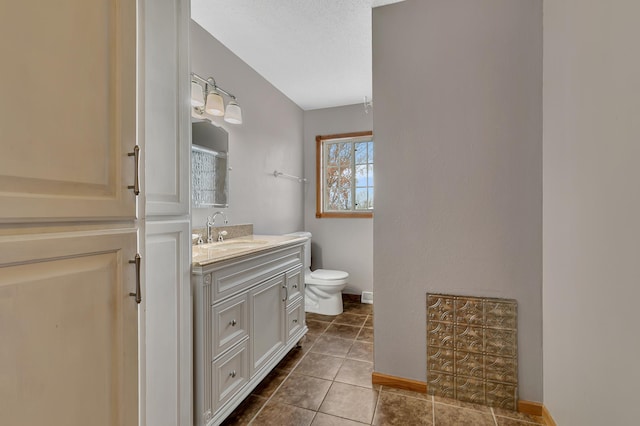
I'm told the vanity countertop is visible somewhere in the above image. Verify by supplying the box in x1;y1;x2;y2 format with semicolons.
192;234;306;267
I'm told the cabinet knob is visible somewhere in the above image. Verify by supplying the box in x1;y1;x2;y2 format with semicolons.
229;319;237;326
229;370;236;378
292;319;298;324
293;284;298;289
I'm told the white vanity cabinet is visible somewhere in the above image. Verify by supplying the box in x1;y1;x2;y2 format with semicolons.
192;240;308;426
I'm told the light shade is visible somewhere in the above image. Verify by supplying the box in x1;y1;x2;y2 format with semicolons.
205;91;225;116
191;81;205;107
224;101;243;124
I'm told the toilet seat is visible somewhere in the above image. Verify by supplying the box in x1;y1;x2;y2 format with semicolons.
310;269;349;280
306;269;349;287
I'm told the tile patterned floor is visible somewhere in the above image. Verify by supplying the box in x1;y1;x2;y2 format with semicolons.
221;301;544;426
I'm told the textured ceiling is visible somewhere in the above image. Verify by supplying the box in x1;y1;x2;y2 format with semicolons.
191;0;405;110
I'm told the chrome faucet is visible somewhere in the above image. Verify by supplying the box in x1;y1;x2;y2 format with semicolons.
206;211;228;243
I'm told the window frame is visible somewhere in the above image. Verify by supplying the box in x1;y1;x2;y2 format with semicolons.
315;131;374;219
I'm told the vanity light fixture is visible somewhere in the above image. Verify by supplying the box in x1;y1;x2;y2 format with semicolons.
191;73;243;125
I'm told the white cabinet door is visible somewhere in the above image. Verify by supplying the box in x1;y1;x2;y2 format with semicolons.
143;0;191;217
249;275;286;375
0;230;138;426
144;219;192;426
0;1;137;222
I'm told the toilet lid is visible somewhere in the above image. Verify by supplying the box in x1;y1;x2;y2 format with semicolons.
310;269;349;280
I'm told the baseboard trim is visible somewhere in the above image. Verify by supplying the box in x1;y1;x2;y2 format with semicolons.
518;400;543;416
371;372;427;393
542;405;557;426
371;372;557;425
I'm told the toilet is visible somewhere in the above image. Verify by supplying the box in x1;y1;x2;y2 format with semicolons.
287;232;349;316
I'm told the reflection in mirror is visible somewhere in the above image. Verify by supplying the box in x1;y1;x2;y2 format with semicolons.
192;121;229;208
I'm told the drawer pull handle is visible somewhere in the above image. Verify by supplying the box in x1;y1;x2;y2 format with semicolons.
127;145;140;195
292;319;298;324
229;370;236;378
229;319;237;326
128;253;142;304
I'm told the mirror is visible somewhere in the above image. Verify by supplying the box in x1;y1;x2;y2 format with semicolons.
192;121;229;208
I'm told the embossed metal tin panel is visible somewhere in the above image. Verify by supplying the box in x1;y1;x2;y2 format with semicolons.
426;293;518;409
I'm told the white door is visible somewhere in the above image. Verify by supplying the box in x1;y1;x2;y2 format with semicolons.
0;231;139;426
0;1;138;222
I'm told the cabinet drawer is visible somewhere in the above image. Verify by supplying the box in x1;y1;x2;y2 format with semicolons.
212;340;249;412
208;245;303;303
212;294;248;359
285;266;303;304
286;299;305;339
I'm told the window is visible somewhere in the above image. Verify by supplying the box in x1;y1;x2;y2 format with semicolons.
316;131;374;218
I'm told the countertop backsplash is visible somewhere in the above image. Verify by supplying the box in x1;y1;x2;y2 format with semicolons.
192;223;253;244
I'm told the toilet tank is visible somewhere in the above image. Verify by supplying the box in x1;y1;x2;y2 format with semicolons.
286;231;312;269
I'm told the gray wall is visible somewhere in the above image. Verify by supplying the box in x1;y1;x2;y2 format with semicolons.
191;21;304;234
303;104;374;295
372;0;543;401
543;0;640;423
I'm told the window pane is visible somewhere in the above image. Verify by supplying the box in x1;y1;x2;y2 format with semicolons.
327;176;351;208
355;142;368;164
327;187;343;210
355;164;367;186
338;143;352;166
328;187;352;210
326;167;339;186
340;167;352;181
368;164;374;186
355;188;368;210
368;188;374;209
368;142;374;163
327;143;339;166
341;190;352;210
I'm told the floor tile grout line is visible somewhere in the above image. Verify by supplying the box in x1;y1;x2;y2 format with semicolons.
353;311;368;345
378;387;431;403
432;399;494;415
310;331;358;359
432;395;435;425
371;382;383;425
